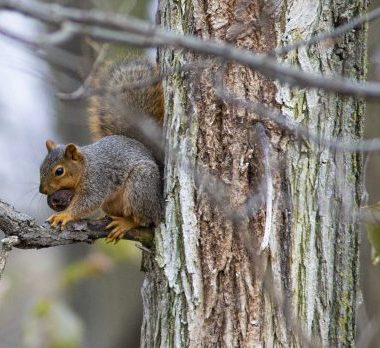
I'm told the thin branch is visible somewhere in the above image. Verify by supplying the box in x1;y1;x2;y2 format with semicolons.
0;24;83;79
58;57;211;101
4;6;378;153
57;43;109;100
357;205;380;225
1;0;380;99
217;88;380;153
273;6;380;56
213;58;380;154
252;123;273;252
0;200;154;249
262;268;322;348
37;21;77;46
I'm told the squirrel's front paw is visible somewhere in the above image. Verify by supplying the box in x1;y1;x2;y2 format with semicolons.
47;212;74;230
106;216;139;244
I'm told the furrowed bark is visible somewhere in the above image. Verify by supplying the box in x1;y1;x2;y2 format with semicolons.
274;2;367;346
141;0;367;347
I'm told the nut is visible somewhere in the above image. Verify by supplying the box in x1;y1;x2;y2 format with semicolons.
47;189;74;212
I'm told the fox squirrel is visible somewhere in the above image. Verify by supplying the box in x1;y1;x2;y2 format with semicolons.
39;59;164;243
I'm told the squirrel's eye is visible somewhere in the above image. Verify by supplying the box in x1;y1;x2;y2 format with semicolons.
55;167;64;176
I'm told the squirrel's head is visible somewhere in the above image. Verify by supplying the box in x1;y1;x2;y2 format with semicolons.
39;139;84;195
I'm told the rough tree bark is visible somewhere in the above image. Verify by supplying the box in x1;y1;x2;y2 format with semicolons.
141;0;367;347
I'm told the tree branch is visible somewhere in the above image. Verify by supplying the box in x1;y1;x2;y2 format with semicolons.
1;0;379;99
0;200;154;249
273;6;380;56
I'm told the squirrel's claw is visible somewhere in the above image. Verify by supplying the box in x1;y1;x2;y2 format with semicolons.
106;216;138;244
47;212;73;230
106;220;119;230
106;227;126;244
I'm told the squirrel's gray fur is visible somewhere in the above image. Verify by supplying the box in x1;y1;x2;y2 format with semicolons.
41;135;162;226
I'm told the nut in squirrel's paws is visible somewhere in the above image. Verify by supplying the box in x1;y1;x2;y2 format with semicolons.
47;212;74;230
47;189;74;212
106;216;139;244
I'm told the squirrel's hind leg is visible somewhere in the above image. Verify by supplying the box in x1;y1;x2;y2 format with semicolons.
105;216;140;244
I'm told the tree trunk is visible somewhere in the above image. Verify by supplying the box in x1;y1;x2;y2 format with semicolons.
141;0;367;347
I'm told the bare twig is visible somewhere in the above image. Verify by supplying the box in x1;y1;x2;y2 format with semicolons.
262;267;322;348
213;61;378;153
59;58;211;100
217;88;380;153
252;123;273;252
1;0;379;99
0;24;83;79
273;6;380;56
57;43;109;100
36;21;77;46
0;200;154;249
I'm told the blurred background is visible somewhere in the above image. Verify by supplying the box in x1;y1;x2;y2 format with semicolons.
2;0;380;347
360;0;380;346
0;0;155;347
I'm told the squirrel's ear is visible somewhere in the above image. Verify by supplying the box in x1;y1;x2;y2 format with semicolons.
46;139;57;152
64;144;81;161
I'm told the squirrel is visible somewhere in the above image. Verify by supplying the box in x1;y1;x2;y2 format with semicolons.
39;59;164;243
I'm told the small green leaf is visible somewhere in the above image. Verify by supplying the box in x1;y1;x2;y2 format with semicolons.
367;224;380;265
360;203;380;265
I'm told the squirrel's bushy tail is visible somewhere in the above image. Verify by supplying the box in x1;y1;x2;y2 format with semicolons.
88;59;164;163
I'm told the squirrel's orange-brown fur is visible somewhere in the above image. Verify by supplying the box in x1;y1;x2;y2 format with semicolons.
88;59;164;164
39;142;84;196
